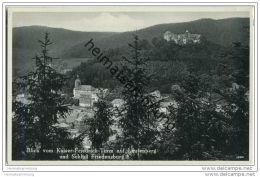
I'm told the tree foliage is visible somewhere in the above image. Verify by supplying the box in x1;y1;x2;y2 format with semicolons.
118;35;160;155
12;33;77;160
157;42;249;160
85;98;114;149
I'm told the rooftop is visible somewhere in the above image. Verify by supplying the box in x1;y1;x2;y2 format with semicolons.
75;85;96;91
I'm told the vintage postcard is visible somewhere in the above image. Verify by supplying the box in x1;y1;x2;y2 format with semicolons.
6;5;255;166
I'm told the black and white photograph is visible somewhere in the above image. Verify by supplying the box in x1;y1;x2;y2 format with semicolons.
7;5;253;164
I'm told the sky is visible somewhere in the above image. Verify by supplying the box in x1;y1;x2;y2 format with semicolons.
12;11;250;32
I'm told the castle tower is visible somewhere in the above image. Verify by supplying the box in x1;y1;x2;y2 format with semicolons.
75;75;81;89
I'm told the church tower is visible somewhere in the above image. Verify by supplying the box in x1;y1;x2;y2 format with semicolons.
185;30;190;38
73;75;81;99
75;75;81;89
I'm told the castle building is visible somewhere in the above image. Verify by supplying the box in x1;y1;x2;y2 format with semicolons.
73;75;108;108
163;30;201;45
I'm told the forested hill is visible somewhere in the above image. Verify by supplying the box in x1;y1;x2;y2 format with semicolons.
12;18;249;76
13;26;117;76
13;26;117;56
63;18;249;58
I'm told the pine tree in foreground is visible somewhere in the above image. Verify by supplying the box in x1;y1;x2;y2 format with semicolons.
13;32;77;160
84;91;114;149
118;35;160;159
164;74;231;160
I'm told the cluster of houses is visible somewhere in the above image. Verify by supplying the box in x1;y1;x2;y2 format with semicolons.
73;75;176;113
49;76;177;147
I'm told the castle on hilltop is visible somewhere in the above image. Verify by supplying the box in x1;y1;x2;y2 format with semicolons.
163;30;201;45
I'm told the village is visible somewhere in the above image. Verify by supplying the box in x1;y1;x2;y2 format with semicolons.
58;75;177;148
15;73;179;148
16;70;245;150
14;29;247;150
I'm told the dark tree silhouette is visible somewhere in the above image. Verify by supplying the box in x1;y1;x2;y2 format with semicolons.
85;95;114;149
118;35;160;159
12;33;77;160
